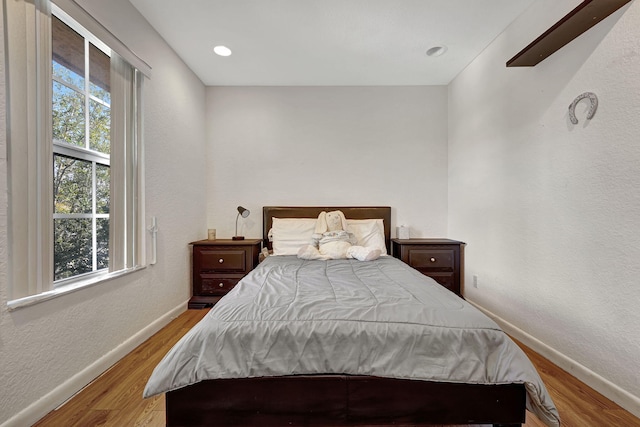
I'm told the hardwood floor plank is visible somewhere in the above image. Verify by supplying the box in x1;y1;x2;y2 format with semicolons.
134;409;166;427
33;308;640;427
68;409;115;427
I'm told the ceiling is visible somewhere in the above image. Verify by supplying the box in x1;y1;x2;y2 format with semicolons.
128;0;536;86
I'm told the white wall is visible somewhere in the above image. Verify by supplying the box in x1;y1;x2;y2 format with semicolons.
205;86;449;240
0;1;207;425
448;0;640;414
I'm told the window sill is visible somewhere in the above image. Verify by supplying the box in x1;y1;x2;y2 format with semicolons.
6;265;147;311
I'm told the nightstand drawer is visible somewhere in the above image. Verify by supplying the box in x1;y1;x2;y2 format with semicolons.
408;249;454;270
196;248;246;272
199;275;240;295
423;272;455;291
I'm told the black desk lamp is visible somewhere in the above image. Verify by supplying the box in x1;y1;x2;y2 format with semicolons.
233;206;250;240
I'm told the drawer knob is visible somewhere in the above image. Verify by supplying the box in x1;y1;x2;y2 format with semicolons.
219;258;224;263
430;257;436;262
219;283;224;288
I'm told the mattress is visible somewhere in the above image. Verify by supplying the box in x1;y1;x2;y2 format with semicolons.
144;255;559;427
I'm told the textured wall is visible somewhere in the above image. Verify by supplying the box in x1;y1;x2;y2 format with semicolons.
0;0;207;424
204;86;449;240
448;0;640;408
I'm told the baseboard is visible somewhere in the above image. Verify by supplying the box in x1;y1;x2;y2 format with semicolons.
467;299;640;419
0;301;188;427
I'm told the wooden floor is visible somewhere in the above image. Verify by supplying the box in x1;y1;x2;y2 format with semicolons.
34;308;640;427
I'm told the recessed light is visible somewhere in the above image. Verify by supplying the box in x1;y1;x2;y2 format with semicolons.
426;46;448;57
213;45;232;57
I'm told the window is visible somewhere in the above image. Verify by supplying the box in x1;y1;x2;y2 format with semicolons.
5;0;150;308
52;15;112;282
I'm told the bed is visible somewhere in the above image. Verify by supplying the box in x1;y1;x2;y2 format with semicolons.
145;206;559;427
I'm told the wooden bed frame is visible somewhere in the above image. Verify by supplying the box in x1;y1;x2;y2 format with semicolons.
166;206;526;427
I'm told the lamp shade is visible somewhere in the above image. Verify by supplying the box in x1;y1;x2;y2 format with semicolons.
237;206;250;218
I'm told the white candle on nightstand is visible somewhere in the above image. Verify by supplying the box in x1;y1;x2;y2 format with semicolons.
397;226;410;239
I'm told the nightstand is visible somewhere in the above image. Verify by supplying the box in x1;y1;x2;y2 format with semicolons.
189;239;262;309
391;238;465;296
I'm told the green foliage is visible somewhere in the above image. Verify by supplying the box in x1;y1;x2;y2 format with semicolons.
54;218;93;280
54;155;92;214
53;81;85;147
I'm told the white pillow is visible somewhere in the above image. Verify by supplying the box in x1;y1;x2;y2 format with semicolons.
347;219;387;255
271;218;317;256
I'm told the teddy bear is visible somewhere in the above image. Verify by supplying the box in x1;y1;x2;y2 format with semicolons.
297;210;381;261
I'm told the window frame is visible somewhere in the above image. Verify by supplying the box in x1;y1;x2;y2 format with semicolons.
52;11;113;284
5;0;148;309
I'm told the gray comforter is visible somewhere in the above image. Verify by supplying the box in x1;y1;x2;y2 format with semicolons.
144;256;560;426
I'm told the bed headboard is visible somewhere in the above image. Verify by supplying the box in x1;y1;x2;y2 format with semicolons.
263;206;391;251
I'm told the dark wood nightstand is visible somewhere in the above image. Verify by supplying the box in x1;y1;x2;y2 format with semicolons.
189;239;262;309
391;238;465;297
